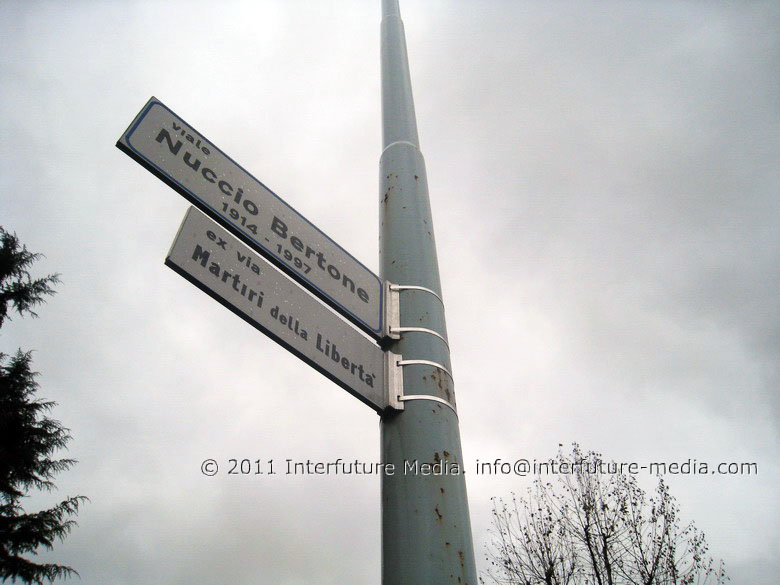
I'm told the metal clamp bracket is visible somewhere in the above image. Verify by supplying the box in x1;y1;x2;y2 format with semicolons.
389;326;449;348
396;358;453;381
399;394;458;417
384;282;448;342
385;353;457;415
384;281;401;340
388;283;443;305
383;283;455;414
385;351;405;410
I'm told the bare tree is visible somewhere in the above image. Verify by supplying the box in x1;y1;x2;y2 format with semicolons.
483;444;727;585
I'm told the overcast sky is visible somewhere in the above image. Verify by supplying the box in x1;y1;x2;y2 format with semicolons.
1;1;778;584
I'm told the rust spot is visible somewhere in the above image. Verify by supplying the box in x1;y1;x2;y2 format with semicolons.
440;487;445;494
434;452;441;464
443;450;450;459
459;550;465;567
434;505;442;520
445;541;450;546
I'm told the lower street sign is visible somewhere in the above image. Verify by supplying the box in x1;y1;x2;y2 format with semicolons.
166;207;389;412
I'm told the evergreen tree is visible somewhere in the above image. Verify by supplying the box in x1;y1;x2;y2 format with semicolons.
0;227;86;583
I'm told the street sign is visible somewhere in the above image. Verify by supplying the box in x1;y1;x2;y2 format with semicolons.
166;207;389;412
118;97;384;338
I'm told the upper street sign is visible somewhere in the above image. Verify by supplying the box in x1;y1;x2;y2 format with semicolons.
166;207;390;412
117;97;384;338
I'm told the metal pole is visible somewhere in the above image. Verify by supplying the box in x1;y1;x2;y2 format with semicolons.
379;1;477;584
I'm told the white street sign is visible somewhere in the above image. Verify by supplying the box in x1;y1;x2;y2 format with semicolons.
166;207;389;412
118;97;384;338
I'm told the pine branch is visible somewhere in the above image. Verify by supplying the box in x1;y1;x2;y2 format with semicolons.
0;227;60;327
